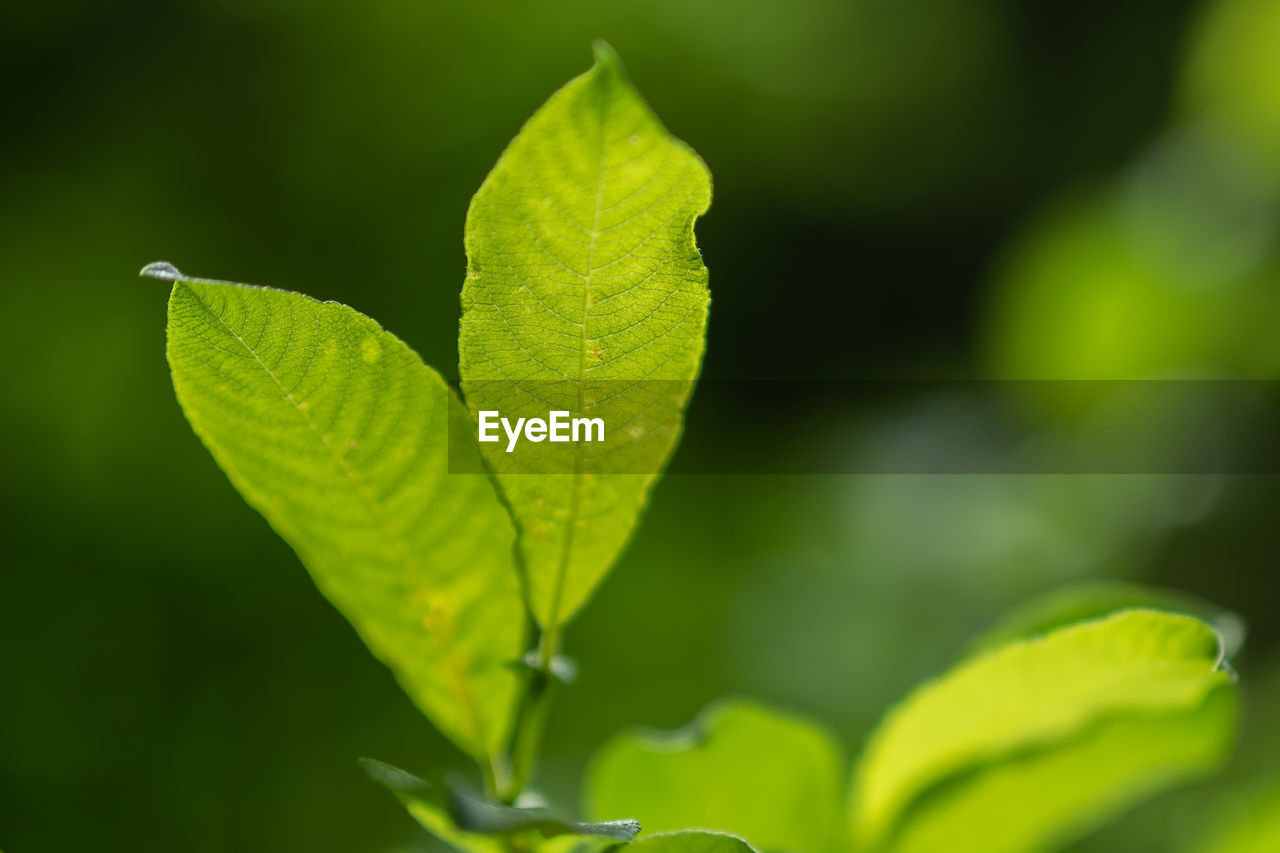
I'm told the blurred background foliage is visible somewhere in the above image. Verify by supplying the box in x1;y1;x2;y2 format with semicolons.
1;0;1278;850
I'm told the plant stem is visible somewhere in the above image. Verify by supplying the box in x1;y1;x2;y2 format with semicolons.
480;751;502;801
537;620;562;667
500;630;561;803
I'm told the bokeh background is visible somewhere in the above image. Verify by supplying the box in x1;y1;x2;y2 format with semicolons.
2;0;1278;850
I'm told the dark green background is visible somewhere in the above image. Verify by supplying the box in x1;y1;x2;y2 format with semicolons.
2;1;1278;850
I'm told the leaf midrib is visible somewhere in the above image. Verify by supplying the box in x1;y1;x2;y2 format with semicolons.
542;83;611;643
183;283;493;757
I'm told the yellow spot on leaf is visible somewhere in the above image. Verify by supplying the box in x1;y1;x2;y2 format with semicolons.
361;336;382;364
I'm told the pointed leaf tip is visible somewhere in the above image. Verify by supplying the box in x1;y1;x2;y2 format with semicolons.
591;40;624;75
140;260;183;281
359;757;429;792
460;35;711;630
166;279;524;760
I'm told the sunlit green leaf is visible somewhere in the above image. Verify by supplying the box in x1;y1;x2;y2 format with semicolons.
883;684;1235;853
630;832;758;853
458;42;712;634
162;267;524;766
586;699;842;853
851;609;1238;852
967;581;1245;660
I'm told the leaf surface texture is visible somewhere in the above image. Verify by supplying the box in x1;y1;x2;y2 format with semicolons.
167;275;523;764
459;43;712;631
852;609;1238;852
587;699;842;853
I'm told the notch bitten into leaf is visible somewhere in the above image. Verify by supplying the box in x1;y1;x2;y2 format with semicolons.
459;42;713;635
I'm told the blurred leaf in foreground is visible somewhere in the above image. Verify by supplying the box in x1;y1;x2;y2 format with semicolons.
967;581;1246;660
985;186;1279;385
586;699;842;853
851;609;1239;853
160;264;523;775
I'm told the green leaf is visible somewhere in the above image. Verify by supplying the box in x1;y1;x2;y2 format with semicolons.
967;582;1246;660
851;609;1238;853
458;42;712;633
161;267;524;768
630;832;759;853
881;685;1236;853
1193;781;1280;853
362;758;639;852
585;699;843;853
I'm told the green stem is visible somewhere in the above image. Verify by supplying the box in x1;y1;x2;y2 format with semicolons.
500;632;561;803
538;620;562;668
480;750;503;801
